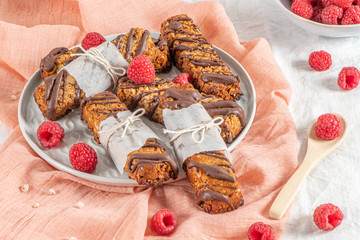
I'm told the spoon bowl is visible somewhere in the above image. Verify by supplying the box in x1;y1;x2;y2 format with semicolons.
269;114;347;220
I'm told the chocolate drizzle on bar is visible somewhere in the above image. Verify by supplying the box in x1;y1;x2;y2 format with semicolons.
185;151;244;212
164;87;203;109
81;91;127;119
44;70;68;120
40;47;69;73
161;14;242;100
128;139;178;179
117;79;174;118
122;28;151;61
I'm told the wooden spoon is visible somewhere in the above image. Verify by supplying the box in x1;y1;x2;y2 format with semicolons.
269;114;347;220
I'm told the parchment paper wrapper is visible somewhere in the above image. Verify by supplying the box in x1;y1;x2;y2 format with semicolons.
163;103;231;165
64;41;128;96
99;111;158;174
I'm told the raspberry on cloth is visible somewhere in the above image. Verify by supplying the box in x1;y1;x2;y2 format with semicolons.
0;0;297;239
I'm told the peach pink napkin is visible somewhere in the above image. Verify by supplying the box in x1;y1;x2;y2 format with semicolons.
0;0;298;239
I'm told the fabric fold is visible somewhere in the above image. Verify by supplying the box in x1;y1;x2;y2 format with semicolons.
0;0;297;239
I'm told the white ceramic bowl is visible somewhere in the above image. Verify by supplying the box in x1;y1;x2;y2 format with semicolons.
274;0;360;38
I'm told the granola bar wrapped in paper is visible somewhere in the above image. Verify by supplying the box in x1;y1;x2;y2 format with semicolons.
163;103;244;213
81;91;178;187
34;41;128;120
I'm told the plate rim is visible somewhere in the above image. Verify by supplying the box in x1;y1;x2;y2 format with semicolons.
18;32;256;186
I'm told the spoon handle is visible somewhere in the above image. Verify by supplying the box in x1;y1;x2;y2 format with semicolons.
269;160;314;220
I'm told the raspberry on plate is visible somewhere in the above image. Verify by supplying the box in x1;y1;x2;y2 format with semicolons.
321;5;344;24
127;55;155;84
81;32;106;50
248;222;275;240
341;5;360;25
337;66;360;90
314;114;342;140
151;209;176;235
291;0;314;19
308;50;332;71
37;121;64;148
313;203;344;231
172;73;193;85
69;143;98;173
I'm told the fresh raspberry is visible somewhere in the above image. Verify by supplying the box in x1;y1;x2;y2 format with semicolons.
322;0;333;7
127;55;155;84
291;0;314;19
313;203;344;231
81;32;106;50
321;5;344;24
308;50;332;71
355;0;360;5
314;114;342;140
312;6;324;22
341;5;360;24
330;0;353;9
69;143;98;173
247;222;275;240
172;73;193;85
337;66;360;90
37;121;64;148
151;209;176;235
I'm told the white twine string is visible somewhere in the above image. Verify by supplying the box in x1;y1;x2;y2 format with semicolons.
98;108;146;150
163;116;224;144
71;45;126;88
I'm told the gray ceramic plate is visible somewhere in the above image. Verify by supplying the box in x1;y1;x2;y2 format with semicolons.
18;33;256;186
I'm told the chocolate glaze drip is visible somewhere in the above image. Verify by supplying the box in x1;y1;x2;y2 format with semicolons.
80;92;123;120
130;89;166;116
201;73;237;85
164;88;203;109
40;47;68;72
114;34;125;49
128;150;178;179
187;151;242;210
44;70;67;120
135;30;150;57
125;28;135;61
202;100;245;126
62;59;72;66
156;39;168;48
191;59;224;67
187;161;235;182
168;21;183;31
196;190;234;212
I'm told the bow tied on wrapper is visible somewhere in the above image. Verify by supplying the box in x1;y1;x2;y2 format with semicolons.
164;116;224;144
71;46;127;89
98;108;146;150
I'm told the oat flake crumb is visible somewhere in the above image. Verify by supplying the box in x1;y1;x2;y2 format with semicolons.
69;237;78;240
75;201;84;209
32;203;40;208
20;184;29;192
49;189;56;195
10;95;17;100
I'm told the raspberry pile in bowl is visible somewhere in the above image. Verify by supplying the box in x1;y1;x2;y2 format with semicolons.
291;0;360;25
